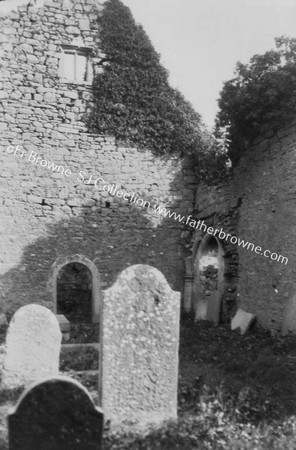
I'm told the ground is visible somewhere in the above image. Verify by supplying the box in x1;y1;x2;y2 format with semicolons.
2;317;296;448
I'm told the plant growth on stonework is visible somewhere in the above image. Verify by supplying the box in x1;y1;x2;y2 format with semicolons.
216;36;296;164
87;0;225;181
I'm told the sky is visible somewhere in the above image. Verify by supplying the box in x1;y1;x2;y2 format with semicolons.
122;0;296;128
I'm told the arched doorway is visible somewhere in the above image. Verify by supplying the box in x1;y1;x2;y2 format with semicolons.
47;255;101;323
57;262;92;323
193;235;224;324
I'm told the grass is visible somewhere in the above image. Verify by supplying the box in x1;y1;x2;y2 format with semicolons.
2;316;296;448
102;317;296;449
67;322;99;344
60;345;99;371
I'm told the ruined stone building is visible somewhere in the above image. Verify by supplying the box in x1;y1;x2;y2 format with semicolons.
0;0;295;334
0;0;196;321
184;121;296;334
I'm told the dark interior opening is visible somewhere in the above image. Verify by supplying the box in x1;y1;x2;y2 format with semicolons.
57;262;92;323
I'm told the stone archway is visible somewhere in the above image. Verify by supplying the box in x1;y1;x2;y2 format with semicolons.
47;255;101;323
191;234;224;324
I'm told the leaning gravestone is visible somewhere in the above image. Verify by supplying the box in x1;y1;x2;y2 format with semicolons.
100;264;180;426
2;304;62;389
231;308;256;334
8;375;104;450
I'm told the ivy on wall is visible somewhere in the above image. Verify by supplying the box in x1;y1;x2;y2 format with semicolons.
216;36;296;164
87;0;207;159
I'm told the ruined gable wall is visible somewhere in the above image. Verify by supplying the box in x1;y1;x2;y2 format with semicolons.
0;0;196;316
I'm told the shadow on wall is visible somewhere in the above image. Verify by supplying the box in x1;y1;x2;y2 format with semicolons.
0;159;195;319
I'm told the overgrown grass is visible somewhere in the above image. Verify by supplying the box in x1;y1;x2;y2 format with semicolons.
102;389;296;449
60;345;99;371
1;318;296;448
68;322;99;344
102;317;296;448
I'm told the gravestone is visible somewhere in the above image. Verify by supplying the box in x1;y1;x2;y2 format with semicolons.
9;375;103;450
2;304;62;389
0;312;8;327
100;264;180;426
205;291;221;326
231;308;256;334
57;314;70;342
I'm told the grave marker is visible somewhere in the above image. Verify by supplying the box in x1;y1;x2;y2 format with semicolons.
8;376;103;450
231;308;255;334
206;291;221;325
100;264;180;426
2;304;62;389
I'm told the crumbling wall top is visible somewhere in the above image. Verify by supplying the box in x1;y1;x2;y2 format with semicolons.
0;0;45;16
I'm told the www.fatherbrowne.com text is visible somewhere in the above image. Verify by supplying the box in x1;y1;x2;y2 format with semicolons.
7;145;289;265
77;174;289;266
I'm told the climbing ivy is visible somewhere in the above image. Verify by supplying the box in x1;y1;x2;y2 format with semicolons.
216;36;296;164
87;0;207;159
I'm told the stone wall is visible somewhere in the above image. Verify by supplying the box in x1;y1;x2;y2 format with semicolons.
0;0;196;317
232;124;296;331
190;122;296;331
182;180;239;322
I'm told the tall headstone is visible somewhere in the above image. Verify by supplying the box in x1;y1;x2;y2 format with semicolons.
2;304;62;389
8;376;104;450
100;264;180;426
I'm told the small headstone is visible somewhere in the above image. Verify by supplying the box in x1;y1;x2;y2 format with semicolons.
194;294;207;321
8;375;103;450
0;313;8;327
57;314;70;342
100;264;180;427
2;304;62;389
282;294;296;335
206;291;221;325
231;308;255;334
0;344;5;372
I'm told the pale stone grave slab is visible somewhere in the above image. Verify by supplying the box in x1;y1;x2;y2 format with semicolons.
282;294;296;335
231;308;256;334
0;313;8;327
206;291;221;326
100;264;180;426
57;314;70;342
2;304;62;389
8;375;104;450
194;292;207;321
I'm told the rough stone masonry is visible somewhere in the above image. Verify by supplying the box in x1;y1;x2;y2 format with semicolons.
0;0;197;317
186;120;296;332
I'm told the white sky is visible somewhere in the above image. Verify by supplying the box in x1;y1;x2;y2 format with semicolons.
122;0;296;128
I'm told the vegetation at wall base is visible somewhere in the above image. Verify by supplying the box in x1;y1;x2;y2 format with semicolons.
87;0;227;183
1;320;296;448
216;36;296;165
